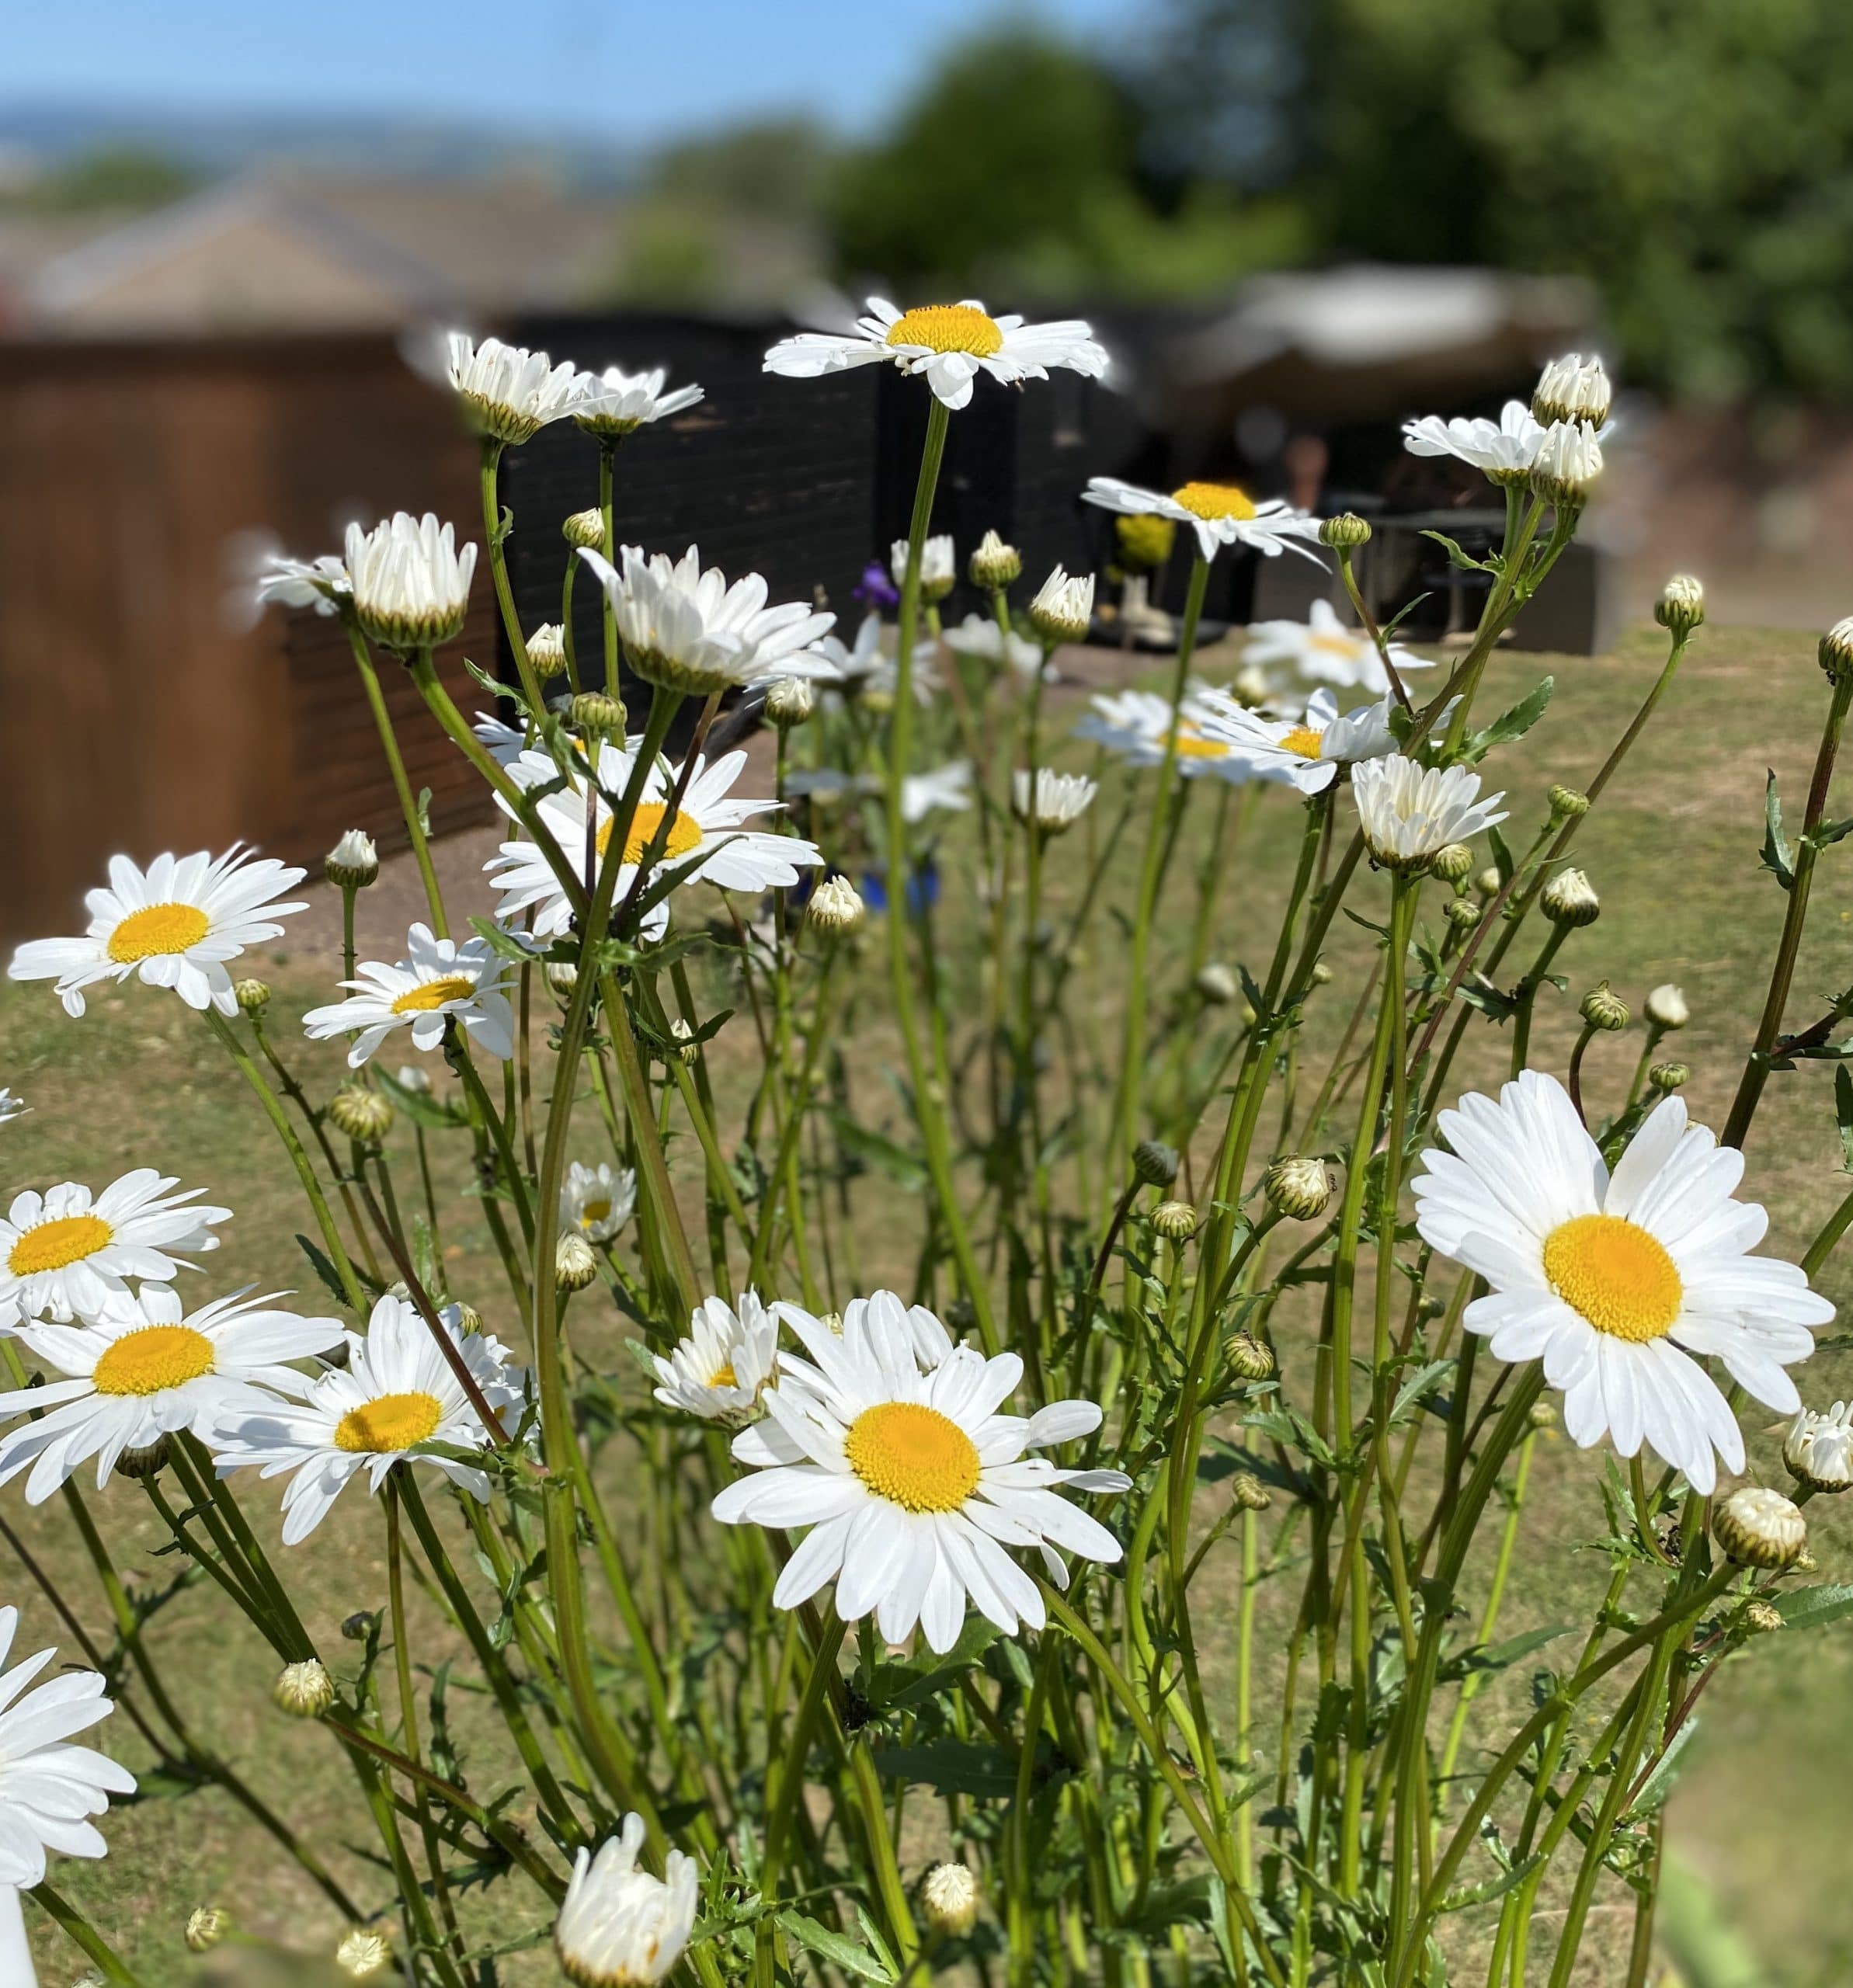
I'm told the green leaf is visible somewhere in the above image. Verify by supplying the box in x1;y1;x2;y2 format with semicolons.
828;1112;929;1192
1440;1624;1573;1684
415;786;433;837
1420;528;1495;574
294;1233;369;1311
1761;770;1796;888
1836;1068;1853;1173
1774;1582;1853;1631
775;1913;895;1983
468;916;552;967
1813;814;1853;852
869;1740;1034;1799
867;1618;998;1714
1464;677;1553;763
1626;1719;1697;1819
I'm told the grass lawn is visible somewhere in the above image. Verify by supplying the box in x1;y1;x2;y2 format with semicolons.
4;618;1853;1984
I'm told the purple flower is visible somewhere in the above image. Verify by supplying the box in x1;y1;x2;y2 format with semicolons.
853;561;899;612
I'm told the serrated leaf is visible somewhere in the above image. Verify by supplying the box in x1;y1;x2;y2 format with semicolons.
776;1912;895;1982
295;1233;367;1310
1420;528;1495;574
1464;677;1553;763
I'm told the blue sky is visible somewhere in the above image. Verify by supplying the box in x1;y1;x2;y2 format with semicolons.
0;0;1128;148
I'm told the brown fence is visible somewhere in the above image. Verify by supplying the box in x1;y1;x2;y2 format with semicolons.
0;333;499;941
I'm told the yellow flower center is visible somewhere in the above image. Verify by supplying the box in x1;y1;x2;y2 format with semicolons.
843;1401;981;1514
708;1362;738;1390
1280;725;1326;760
1308;631;1361;656
1170;481;1257;523
92;1325;217;1396
390;975;478;1015
596;801;703;867
106;902;211;963
1170;723;1231;760
1542;1214;1683;1343
579;1199;611;1228
885;304;1004;357
335;1390;444;1454
9;1214;113;1276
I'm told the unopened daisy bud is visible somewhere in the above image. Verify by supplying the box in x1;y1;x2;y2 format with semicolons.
1151;1201;1198;1242
1527;1399;1558;1430
1532;353;1612;429
922;1861;981;1938
1784;1401;1853;1493
335;1928;392;1979
527;622;568;679
1529;420;1604;506
113;1437;170;1481
454;1302;484;1336
807;875;865;936
1648;1061;1690;1093
1542;867;1601;928
234;977;272;1017
669;1018;699;1065
1475;866;1503;900
1196;961;1239;1006
1226;1333;1274;1382
340;1611;377;1642
555;1815;698;1988
763;675;815;730
395;1062;434;1096
556;1232;600;1293
1794;1545;1819;1573
1743;1599;1784;1635
1713;1484;1806;1569
325;829;379;890
572;689;627;736
1430;843;1475;885
1264;1156;1333;1222
1012;767;1097;834
1232;1470;1272;1511
1579;983;1629;1032
564;507;607;551
1656;575;1705;638
1319;512;1371;550
1643;983;1688;1032
1132;1139;1180;1188
185;1906;230;1953
273;1659;335;1719
1309;960;1333;986
1027;565;1096;645
1547;784;1591;820
968;530;1021;590
1232;664;1274;707
1820;617;1853;684
1444;896;1479;932
545;962;579;1001
894;534;956;604
329;1083;393;1143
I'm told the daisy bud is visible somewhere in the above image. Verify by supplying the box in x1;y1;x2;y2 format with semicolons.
763;675;815;730
556;1232;600;1293
1232;664;1274;707
1527;1399;1558;1430
335;1928;393;1979
1474;866;1503;900
113;1437;171;1482
1430;843;1475;885
395;1062;434;1095
894;534;957;604
1638;982;1688;1031
1114;511;1177;572
968;530;1021;590
1012;768;1098;835
669;1018;699;1065
527;622;568;679
1541;867;1601;928
1547;784;1591;820
545;962;579;1001
555;1815;699;1988
1264;1156;1333;1222
1784;1401;1853;1494
1578;983;1629;1032
329;1083;393;1143
1656;575;1705;638
922;1861;982;1938
1226;1333;1275;1382
1195;961;1239;1006
1319;512;1371;550
808;876;865;935
234;977;272;1017
1712;1484;1806;1569
1151;1200;1198;1242
1742;1598;1784;1635
1027;565;1096;646
1532;353;1612;428
346;513;476;652
1309;960;1333;986
1820;616;1853;684
1528;421;1604;506
564;507;607;550
1649;1061;1690;1093
185;1906;230;1953
1232;1470;1272;1511
1794;1545;1819;1573
273;1659;335;1719
325;829;380;891
1444;896;1479;932
1133;1139;1180;1188
341;1611;377;1641
572;689;627;737
454;1302;484;1336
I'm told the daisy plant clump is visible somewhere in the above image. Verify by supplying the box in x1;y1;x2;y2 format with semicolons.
8;318;1851;1988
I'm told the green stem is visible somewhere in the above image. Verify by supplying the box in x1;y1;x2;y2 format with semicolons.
344;622;447;934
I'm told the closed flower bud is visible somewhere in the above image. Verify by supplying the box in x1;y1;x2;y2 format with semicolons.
1526;1399;1558;1430
1151;1200;1198;1242
395;1062;434;1095
1232;664;1273;707
1226;1333;1275;1382
1430;843;1475;885
1319;512;1371;550
1474;866;1503;901
1579;982;1628;1032
1645;983;1689;1030
564;508;607;551
454;1302;484;1336
1232;1470;1272;1510
763;675;815;730
1648;1061;1690;1094
1027;565;1095;645
1541;867;1601;928
1309;960;1333;986
1656;575;1705;638
1712;1484;1806;1569
325;829;379;890
1547;784;1591;819
545;962;579;1002
527;622;568;679
968;530;1022;590
1132;1139;1179;1188
335;1929;393;1979
1784;1401;1853;1493
329;1083;393;1143
234;978;272;1017
556;1232;600;1293
1529;420;1604;505
341;1611;377;1642
572;689;627;737
669;1018;699;1065
922;1861;981;1938
1444;896;1480;932
185;1906;230;1953
273;1659;335;1718
808;875;865;935
1264;1156;1333;1221
1532;353;1612;429
1196;961;1239;1006
113;1437;170;1481
1742;1598;1784;1635
1820;616;1853;684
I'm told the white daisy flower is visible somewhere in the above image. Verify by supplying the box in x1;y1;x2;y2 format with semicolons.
570;363;704;440
1785;1400;1853;1493
254;550;349;618
652;1291;780;1423
711;1292;1131;1651
441;332;579;445
1351;754;1507;869
554;1812;698;1988
9;847;307;1020
1533;352;1612;428
892;534;956;601
1083;478;1324;564
1401;400;1543;485
1413;1073;1834;1494
208;1295;527;1544
0;1285;343;1500
941;612;1044;679
1012;769;1098;832
561;1162;637;1246
1075;689;1258;783
346;513;478;652
302;923;516;1069
487;742;822;944
0;1171;231;1327
901;762;974;825
0;1604;135;1889
578;544;836;697
765;298;1108;412
1531;419;1604;502
1241;597;1429;694
0;1092;24;1128
1027;566;1095;645
1187;685;1399;796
